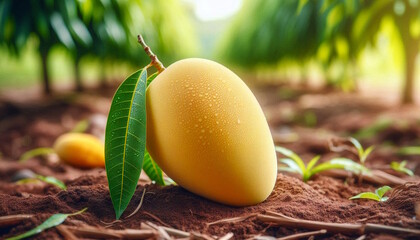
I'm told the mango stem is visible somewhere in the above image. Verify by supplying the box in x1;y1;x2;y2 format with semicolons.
137;35;166;73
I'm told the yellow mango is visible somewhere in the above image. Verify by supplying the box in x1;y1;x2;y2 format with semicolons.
54;133;105;168
146;58;277;206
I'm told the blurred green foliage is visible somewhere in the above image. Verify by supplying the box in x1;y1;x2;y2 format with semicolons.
220;0;420;103
219;1;320;66
0;0;198;94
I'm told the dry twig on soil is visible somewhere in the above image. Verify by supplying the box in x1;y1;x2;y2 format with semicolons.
0;214;33;227
100;219;122;227
142;221;190;238
218;232;234;240
124;187;147;219
64;225;121;239
141;210;172;228
190;231;217;240
64;225;156;239
277;229;327;240
322;169;407;186
355;235;366;240
206;213;257;226
56;226;78;240
258;211;420;236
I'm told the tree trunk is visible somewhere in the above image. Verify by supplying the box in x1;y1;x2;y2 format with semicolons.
395;10;419;104
40;50;51;95
100;61;108;88
402;46;417;104
74;58;83;92
350;58;359;92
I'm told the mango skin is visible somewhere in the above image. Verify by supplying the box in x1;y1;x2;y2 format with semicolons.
146;58;277;206
54;133;105;168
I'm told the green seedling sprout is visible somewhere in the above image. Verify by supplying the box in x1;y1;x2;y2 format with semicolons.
390;160;414;176
275;146;369;182
19;148;55;162
16;174;67;190
349;137;374;166
70;119;90;133
349;186;391;202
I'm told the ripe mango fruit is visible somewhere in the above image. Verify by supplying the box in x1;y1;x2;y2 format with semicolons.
146;58;277;206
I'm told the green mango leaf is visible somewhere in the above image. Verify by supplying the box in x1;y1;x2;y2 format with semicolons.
146;72;158;87
349;192;381;201
143;150;165;186
6;208;87;240
69;18;92;46
50;12;75;49
105;68;148;219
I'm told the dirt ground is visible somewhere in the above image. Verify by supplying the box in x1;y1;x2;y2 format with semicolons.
0;84;419;239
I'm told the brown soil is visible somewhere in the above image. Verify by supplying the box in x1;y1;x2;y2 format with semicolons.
0;85;419;239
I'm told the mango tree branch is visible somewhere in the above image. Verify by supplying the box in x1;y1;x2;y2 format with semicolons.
137;35;166;73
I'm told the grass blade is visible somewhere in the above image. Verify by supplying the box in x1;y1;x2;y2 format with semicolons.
143;150;165;186
275;146;306;174
16;175;67;190
306;155;320;172
6;208;87;240
361;145;375;163
36;175;67;190
279;158;303;175
349;137;363;159
105;68;148;219
275;146;294;158
278;167;301;173
19;148;55;162
329;158;370;174
305;162;346;181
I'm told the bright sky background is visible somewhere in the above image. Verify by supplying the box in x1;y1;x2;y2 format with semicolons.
186;0;243;21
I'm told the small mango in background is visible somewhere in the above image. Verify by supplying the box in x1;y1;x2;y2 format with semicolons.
53;133;105;168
